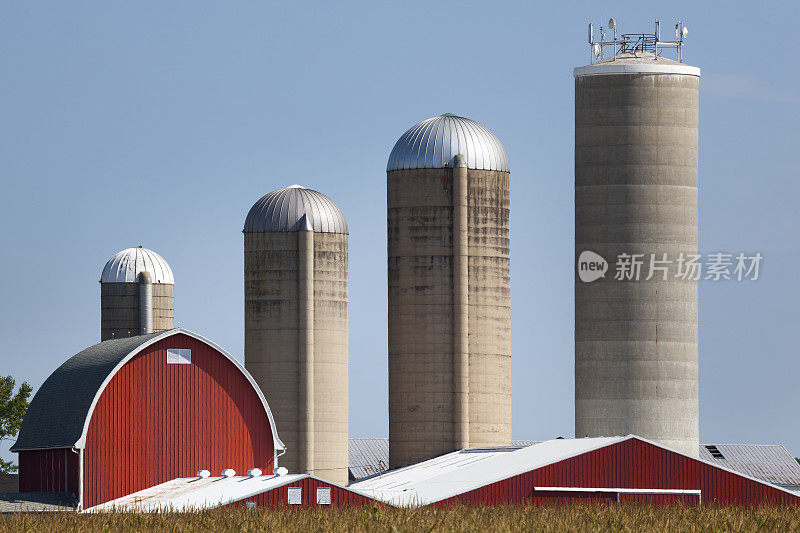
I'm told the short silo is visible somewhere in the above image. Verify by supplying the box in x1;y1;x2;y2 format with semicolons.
574;50;700;456
387;114;511;468
244;185;349;484
100;246;174;341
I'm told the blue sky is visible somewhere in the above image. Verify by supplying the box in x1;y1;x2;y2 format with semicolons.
2;1;799;465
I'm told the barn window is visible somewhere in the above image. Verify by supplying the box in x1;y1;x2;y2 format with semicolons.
287;487;302;504
167;349;191;364
316;487;331;505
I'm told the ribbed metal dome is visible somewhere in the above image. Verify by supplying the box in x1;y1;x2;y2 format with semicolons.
101;247;174;284
243;185;348;234
387;114;510;172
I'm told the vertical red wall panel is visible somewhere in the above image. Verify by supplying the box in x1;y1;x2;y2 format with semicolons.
230;477;376;508
436;439;799;507
18;448;79;496
82;334;276;508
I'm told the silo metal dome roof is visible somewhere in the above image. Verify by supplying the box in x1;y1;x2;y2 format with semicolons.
243;185;348;234
387;114;510;172
101;246;174;284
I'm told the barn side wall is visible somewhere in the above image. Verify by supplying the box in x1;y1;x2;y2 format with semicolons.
18;448;79;497
230;477;375;508
83;333;276;508
437;439;799;506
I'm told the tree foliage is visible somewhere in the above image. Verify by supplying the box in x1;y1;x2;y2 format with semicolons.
0;375;33;473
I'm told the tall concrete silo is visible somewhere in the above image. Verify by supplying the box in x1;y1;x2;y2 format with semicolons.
100;246;174;341
574;48;700;456
244;185;349;484
387;114;511;468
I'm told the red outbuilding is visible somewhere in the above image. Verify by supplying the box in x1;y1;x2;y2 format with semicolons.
90;472;378;512
352;436;800;507
11;329;284;510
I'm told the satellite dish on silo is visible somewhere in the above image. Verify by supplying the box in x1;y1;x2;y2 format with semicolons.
682;26;689;38
588;23;594;44
608;18;616;30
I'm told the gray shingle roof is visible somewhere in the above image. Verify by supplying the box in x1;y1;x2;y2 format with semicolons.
699;444;800;487
11;333;162;451
0;492;76;513
0;475;18;493
12;329;285;453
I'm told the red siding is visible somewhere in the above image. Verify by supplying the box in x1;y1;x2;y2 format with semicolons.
83;334;275;508
18;448;79;496
438;439;800;507
232;477;376;508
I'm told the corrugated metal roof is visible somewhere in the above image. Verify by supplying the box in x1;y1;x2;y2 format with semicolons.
698;444;800;487
243;185;348;234
100;246;174;284
387;114;510;172
88;474;308;512
0;492;76;513
348;438;800;489
12;329;284;453
349;438;390;480
348;438;541;482
350;437;623;507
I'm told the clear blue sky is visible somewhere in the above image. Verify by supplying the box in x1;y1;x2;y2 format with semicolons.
2;1;799;466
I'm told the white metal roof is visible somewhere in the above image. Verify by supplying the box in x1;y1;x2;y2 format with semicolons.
87;474;308;512
100;246;174;284
387;114;510;172
348;438;541;481
350;437;623;507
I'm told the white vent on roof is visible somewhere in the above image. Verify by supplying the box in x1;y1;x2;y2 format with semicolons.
221;468;236;478
274;467;288;476
247;468;262;477
196;469;210;478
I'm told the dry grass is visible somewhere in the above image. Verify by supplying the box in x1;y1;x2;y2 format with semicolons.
2;504;800;532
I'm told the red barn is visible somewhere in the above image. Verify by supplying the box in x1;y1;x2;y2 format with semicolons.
11;329;283;510
352;436;800;507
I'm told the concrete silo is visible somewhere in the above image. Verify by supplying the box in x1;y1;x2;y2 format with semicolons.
100;246;174;341
244;185;349;484
574;47;700;456
387;114;511;468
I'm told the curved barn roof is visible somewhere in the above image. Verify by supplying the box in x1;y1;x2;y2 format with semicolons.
243;185;348;234
101;247;174;284
11;329;284;452
387;114;509;172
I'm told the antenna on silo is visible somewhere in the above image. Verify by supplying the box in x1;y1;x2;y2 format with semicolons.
586;18;690;63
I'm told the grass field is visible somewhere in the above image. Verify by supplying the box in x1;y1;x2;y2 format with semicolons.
2;504;800;532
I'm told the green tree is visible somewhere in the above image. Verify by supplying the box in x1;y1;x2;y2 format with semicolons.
0;376;33;473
